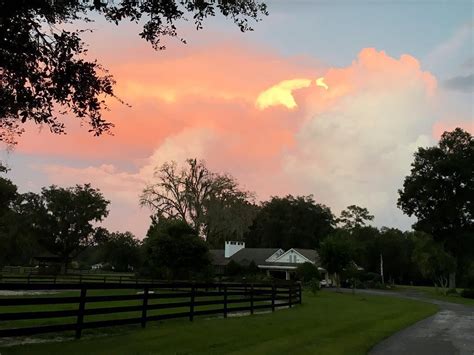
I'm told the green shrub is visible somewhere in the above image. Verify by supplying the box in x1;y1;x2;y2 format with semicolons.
296;262;321;284
247;261;259;275
446;288;458;295
308;278;320;295
225;260;243;277
461;289;474;299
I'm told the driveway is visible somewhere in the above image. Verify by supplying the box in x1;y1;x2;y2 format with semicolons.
331;288;474;355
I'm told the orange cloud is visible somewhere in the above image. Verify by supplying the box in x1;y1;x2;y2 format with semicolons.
16;44;454;237
15;42;319;162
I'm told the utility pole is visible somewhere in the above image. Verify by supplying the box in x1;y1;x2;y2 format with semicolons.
380;253;384;284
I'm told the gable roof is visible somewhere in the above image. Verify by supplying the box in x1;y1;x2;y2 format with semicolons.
210;247;321;268
293;248;320;263
265;248;285;262
229;248;281;266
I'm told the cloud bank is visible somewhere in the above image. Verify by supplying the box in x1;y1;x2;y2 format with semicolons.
14;43;472;237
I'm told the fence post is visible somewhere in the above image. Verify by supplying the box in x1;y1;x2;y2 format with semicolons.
189;283;196;322
75;286;87;339
298;283;302;304
119;276;122;284
271;283;276;312
104;276;107;284
250;284;254;315
223;285;228;318
141;286;149;328
288;284;292;308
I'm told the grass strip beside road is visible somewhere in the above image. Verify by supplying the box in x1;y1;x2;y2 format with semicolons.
394;285;474;306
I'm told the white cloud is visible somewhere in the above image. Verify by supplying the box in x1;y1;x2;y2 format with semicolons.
282;57;438;229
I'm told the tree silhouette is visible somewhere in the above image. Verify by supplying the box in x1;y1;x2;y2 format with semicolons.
398;128;474;286
0;0;268;144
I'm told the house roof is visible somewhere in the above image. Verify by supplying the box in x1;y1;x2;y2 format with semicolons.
293;248;320;263
210;247;321;268
209;249;228;266
230;248;281;266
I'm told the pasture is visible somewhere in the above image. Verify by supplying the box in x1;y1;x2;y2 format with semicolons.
0;289;437;355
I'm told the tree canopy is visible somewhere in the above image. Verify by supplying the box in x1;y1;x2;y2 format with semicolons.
0;0;268;145
98;231;141;272
143;218;210;279
337;205;374;230
245;195;335;249
412;232;456;294
141;159;256;242
319;231;354;288
398;128;474;266
15;183;109;269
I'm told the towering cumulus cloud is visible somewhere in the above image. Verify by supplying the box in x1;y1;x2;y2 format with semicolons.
23;45;467;236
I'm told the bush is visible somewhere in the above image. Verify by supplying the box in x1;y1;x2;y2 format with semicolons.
225;260;243;277
461;289;474;299
308;278;320;295
296;262;321;284
247;261;259;275
446;288;458;295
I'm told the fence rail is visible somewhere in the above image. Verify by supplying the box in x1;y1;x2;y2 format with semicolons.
0;281;302;339
0;273;147;285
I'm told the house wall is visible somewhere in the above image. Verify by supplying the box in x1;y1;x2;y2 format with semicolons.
224;241;245;258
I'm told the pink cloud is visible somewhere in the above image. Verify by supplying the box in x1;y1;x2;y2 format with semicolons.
432;120;474;139
20;45;450;236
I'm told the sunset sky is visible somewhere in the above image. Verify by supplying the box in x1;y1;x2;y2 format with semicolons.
2;0;473;238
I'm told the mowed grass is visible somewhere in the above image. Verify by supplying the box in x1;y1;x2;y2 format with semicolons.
394;285;474;306
0;288;275;331
0;290;437;355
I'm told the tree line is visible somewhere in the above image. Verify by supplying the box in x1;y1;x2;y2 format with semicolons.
0;128;472;291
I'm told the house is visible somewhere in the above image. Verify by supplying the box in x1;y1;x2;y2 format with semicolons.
210;241;328;281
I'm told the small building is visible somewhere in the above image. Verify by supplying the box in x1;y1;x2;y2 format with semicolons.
210;241;328;281
33;252;63;274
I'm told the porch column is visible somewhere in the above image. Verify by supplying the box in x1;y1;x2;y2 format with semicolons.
266;269;271;277
285;271;290;280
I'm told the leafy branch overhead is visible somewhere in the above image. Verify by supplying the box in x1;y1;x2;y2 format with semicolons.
0;0;268;145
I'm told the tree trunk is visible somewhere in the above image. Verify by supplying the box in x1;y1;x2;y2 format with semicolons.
62;257;69;275
449;272;456;289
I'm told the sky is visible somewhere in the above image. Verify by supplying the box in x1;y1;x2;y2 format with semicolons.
1;0;473;238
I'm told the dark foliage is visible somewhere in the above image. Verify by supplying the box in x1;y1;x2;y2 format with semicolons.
398;128;474;266
143;218;210;279
15;183;110;269
319;231;354;277
224;259;243;277
0;0;267;144
245;195;334;250
98;231;141;272
296;262;320;284
461;289;474;299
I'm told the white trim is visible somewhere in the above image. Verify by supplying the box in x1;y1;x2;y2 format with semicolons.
264;248;285;262
257;265;298;270
272;248;313;264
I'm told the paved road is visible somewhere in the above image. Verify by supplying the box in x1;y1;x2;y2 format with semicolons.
333;288;474;355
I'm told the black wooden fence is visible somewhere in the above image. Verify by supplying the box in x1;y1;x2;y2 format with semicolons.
0;281;302;339
0;273;148;285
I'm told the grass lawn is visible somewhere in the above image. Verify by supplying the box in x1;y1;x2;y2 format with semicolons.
394;285;474;306
0;290;438;355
